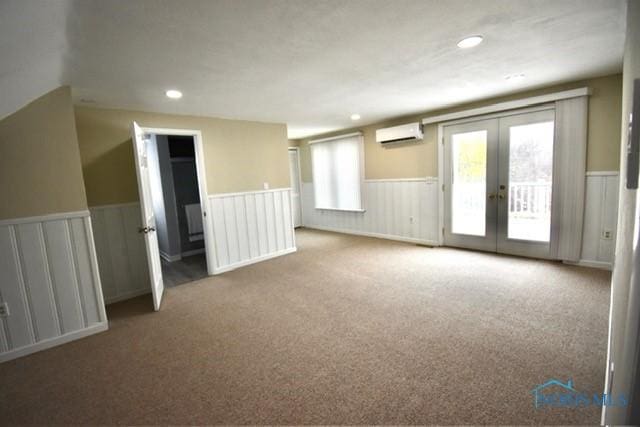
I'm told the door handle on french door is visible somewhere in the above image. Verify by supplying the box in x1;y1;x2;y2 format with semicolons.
488;193;497;200
138;226;156;234
498;184;506;200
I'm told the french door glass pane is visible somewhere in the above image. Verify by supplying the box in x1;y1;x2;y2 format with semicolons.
451;130;487;236
507;121;554;242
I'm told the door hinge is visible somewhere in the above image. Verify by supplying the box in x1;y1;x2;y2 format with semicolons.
442;184;445;192
442;227;445;236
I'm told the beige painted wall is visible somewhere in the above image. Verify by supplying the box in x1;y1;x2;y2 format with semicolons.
75;107;289;206
298;74;622;182
0;86;88;220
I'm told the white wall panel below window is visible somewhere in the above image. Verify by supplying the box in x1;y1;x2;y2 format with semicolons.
302;178;440;245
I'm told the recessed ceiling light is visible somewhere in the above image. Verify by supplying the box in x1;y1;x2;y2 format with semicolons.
505;73;526;82
165;89;183;99
350;114;361;121
457;35;483;49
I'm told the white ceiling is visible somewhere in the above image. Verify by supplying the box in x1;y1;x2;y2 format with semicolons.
0;0;626;138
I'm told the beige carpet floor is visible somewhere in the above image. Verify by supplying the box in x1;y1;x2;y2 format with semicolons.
0;229;611;425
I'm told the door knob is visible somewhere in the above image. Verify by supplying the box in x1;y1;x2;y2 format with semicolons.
498;193;505;200
138;226;156;234
488;193;497;200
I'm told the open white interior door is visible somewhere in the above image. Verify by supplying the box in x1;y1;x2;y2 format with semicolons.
131;122;164;311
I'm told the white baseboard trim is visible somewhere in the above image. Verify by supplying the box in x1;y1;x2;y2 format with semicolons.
182;248;205;257
0;322;109;363
215;247;297;274
303;225;440;247
105;288;150;305
564;259;613;271
160;250;182;262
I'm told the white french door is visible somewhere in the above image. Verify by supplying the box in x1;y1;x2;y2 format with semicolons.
497;110;555;258
443;108;556;259
444;118;499;252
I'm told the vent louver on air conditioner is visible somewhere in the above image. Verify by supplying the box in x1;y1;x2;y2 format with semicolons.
375;122;423;145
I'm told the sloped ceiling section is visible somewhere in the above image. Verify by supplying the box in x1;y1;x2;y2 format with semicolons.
0;0;627;137
0;0;71;120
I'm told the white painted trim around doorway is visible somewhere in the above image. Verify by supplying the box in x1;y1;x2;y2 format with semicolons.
140;127;216;276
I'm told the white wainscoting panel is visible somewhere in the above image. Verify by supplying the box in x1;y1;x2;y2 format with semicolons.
209;188;296;273
90;203;151;304
302;174;619;265
579;172;619;269
301;178;440;244
0;211;107;362
91;191;296;297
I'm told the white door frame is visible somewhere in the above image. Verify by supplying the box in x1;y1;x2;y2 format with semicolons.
140;127;216;276
436;104;556;248
288;147;303;227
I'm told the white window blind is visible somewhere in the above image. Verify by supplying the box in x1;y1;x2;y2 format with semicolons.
310;133;364;211
552;95;588;261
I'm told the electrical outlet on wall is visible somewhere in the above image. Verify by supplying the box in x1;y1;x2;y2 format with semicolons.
263;182;269;190
0;302;9;317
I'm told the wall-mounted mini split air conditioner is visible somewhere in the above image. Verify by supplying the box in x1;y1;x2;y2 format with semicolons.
375;122;423;145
